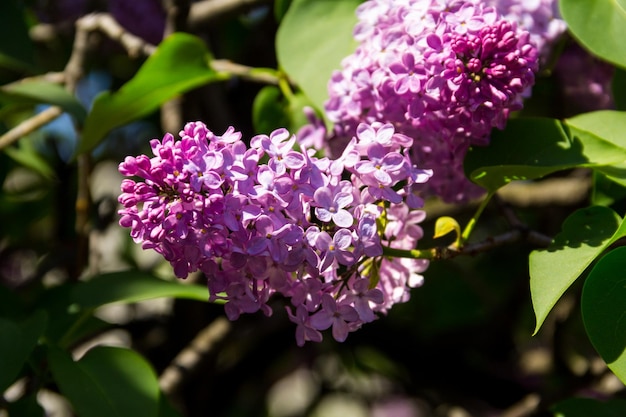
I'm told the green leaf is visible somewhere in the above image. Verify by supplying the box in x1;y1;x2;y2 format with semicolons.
252;85;314;134
274;0;294;22
0;81;87;124
252;85;291;134
72;271;210;308
565;111;626;186
4;137;56;179
276;0;360;114
464;117;626;192
529;206;626;334
592;171;626;207
582;246;626;382
48;345;160;417
566;110;626;150
559;0;626;69
36;284;108;346
433;216;461;240
158;395;184;417
79;33;226;156
552;397;626;417
0;311;47;392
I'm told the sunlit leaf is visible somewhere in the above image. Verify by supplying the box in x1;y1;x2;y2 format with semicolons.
276;0;359;114
559;0;626;69
72;271;210;308
48;346;160;417
582;246;626;383
79;33;226;156
433;216;461;240
465;117;626;192
1;81;87;124
529;206;626;334
566;111;626;186
566;110;626;150
592;171;626;207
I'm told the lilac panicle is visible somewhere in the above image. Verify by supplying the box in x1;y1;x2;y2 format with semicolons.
325;0;564;202
119;121;432;345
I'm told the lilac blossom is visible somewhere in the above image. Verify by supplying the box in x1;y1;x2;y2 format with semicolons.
310;294;360;342
313;185;354;228
323;0;564;202
315;229;356;272
118;120;432;345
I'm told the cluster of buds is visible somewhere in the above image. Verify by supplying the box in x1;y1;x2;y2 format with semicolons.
119;121;431;345
324;0;563;202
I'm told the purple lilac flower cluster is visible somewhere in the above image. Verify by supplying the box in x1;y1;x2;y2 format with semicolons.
118;121;432;345
324;0;562;202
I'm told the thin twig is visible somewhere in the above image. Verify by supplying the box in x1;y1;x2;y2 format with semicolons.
65;14;94;279
2;71;66;87
188;0;272;30
159;317;231;395
76;13;157;57
211;60;280;85
163;0;191;35
161;0;191;133
0;106;63;151
495;194;554;247
66;13;281;85
384;226;552;261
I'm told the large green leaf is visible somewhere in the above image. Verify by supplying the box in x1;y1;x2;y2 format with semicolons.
566;110;626;151
79;33;226;155
529;206;626;334
72;271;210;308
465;118;626;192
276;0;360;114
48;345;160;417
0;311;47;392
559;0;626;69
0;81;87;124
592;171;626;207
582;246;626;383
553;397;626;417
566;111;626;186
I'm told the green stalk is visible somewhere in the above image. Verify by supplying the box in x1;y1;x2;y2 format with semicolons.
382;246;435;259
277;71;295;101
460;191;495;245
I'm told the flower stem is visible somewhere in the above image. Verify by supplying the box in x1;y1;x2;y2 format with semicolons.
382;246;435;259
460;191;495;246
277;70;295;100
